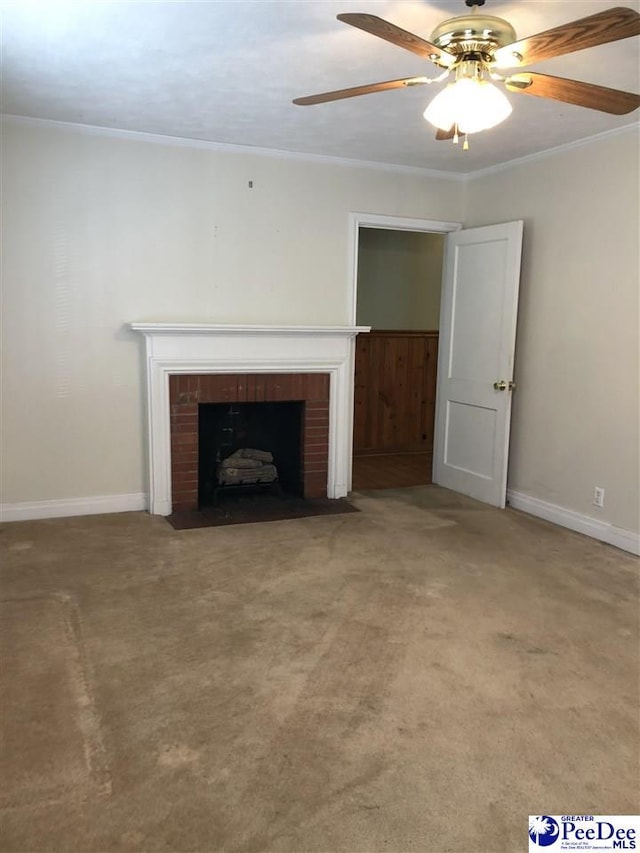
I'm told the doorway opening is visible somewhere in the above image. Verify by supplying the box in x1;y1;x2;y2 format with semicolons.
348;214;461;491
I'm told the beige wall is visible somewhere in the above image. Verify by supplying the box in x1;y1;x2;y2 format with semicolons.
356;228;444;330
0;119;464;504
465;129;640;534
3;119;638;538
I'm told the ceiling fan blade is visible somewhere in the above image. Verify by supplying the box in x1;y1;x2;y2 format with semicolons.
337;13;456;67
435;127;455;140
505;72;640;115
293;76;429;105
495;6;640;67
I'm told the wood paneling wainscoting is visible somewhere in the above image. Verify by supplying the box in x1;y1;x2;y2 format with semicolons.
353;330;438;490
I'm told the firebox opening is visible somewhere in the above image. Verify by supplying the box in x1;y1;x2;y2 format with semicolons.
198;401;304;506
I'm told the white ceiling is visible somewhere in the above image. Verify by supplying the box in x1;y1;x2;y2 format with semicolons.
2;0;639;174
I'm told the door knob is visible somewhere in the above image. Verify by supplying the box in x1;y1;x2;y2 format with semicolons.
493;380;507;391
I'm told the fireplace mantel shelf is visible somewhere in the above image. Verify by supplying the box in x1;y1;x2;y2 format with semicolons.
130;323;370;337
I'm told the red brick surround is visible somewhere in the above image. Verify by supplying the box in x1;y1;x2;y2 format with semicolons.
169;373;330;512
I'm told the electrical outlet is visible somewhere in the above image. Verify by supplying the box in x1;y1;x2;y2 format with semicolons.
593;487;605;508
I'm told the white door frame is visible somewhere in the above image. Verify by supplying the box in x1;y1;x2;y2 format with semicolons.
346;212;462;326
347;212;462;475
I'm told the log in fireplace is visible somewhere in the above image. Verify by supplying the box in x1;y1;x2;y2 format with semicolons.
198;401;303;505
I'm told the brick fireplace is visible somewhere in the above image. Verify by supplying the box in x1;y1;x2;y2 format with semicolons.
169;372;330;511
130;324;369;515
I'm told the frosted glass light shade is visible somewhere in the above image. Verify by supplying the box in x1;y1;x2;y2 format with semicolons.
424;78;512;134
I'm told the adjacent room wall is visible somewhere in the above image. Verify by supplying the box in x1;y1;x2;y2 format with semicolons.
465;128;640;538
356;229;445;329
0;118;465;508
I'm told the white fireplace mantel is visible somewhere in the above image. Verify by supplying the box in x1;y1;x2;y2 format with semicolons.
130;323;370;515
132;323;369;337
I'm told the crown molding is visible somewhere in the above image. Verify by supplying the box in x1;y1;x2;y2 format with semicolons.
467;122;639;180
0;114;466;182
2;113;638;182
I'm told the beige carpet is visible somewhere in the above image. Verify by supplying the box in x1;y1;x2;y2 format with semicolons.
0;486;638;852
0;595;110;810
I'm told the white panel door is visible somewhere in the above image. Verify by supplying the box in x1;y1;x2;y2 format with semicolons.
433;221;523;507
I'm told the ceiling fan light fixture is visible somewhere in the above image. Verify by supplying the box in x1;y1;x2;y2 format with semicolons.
294;6;640;141
423;75;512;134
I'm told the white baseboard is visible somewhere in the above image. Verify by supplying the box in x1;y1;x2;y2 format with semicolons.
507;490;640;556
0;493;148;523
2;489;637;555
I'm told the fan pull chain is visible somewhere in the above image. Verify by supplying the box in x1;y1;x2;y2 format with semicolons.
463;134;470;150
453;124;459;144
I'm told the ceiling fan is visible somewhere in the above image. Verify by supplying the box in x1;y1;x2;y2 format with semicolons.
292;0;640;147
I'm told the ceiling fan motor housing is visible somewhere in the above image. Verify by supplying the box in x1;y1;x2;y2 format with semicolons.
429;14;517;66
